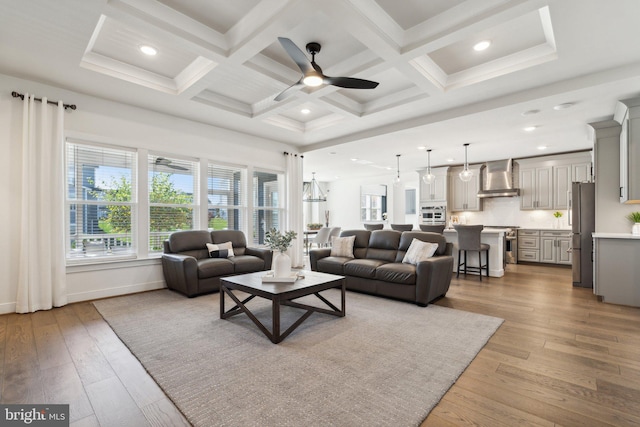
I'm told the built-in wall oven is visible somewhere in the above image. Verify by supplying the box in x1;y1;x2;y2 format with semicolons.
420;204;446;224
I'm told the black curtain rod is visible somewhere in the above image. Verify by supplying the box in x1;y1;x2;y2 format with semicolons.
12;91;76;110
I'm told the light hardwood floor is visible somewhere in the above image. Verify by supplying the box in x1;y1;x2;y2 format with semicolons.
2;263;640;426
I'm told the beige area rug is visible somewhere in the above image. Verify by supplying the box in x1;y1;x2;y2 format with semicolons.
93;289;503;427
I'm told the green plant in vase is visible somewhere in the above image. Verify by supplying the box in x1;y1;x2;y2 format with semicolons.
553;211;563;229
265;228;298;277
627;212;640;236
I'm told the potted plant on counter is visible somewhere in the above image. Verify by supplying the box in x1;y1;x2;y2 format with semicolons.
265;228;298;277
627;212;640;236
553;211;563;229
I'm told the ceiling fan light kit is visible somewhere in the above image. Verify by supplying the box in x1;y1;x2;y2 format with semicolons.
274;37;379;101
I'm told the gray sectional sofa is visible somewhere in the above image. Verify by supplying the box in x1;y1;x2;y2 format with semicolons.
161;230;272;297
309;230;453;306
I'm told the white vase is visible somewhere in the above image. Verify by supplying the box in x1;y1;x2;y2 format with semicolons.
273;251;291;278
632;223;640;236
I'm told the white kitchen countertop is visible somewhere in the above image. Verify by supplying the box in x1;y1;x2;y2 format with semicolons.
443;228;508;234
592;232;640;239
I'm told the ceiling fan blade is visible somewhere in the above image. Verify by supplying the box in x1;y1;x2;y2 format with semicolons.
274;80;304;101
324;76;379;89
168;164;188;171
278;37;313;74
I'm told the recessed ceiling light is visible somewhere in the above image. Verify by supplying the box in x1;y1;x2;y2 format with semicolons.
447;158;455;163
522;109;540;116
537;145;547;150
301;108;311;114
417;146;426;150
524;126;538;132
139;45;157;56
473;40;491;51
351;158;358;162
553;103;574;111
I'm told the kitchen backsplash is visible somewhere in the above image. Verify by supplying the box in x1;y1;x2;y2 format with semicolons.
450;197;570;229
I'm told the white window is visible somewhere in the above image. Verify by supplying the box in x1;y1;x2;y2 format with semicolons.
252;170;284;245
148;154;198;252
208;163;246;232
66;141;137;259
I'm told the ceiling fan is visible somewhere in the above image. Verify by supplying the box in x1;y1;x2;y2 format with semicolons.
274;37;379;101
155;157;188;171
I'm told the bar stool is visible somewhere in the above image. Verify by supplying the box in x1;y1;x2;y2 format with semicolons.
453;224;489;281
419;224;446;234
390;224;413;231
364;223;384;230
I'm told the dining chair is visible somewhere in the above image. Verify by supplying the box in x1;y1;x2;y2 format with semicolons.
311;227;332;249
328;227;341;245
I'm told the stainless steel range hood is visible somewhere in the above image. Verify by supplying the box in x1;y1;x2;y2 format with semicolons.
477;159;520;198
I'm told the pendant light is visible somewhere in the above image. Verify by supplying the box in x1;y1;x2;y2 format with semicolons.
303;172;327;202
422;149;435;184
394;154;401;183
459;143;473;182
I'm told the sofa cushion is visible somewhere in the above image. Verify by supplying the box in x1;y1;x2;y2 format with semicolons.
168;230;212;259
402;238;438;265
230;255;265;273
206;242;235;258
317;256;351;275
211;230;247;256
330;235;355;257
197;258;234;278
339;230;371;259
396;231;447;262
375;263;416;285
366;230;401;262
344;259;388;279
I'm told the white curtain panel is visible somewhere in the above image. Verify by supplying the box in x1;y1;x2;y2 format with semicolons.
16;95;67;313
284;152;304;268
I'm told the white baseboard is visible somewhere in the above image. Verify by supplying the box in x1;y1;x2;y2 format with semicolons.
0;281;168;314
67;280;167;303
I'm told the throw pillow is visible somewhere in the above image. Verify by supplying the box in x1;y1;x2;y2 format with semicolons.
402;238;438;265
206;242;235;258
330;235;356;258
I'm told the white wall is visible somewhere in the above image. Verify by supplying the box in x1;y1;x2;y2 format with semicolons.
325;172;420;231
592;120;639;233
0;74;295;313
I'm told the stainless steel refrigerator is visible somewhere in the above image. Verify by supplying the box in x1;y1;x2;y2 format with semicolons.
570;182;595;288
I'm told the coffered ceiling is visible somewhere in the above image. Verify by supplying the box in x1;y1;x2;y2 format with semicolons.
1;0;640;181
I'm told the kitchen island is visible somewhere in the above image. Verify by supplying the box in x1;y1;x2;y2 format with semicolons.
593;233;640;307
443;228;507;277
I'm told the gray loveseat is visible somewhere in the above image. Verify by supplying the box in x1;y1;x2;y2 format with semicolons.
309;230;453;306
161;230;272;297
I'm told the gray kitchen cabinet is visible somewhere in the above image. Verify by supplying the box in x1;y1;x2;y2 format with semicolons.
449;165;482;211
554;162;592;209
518;229;540;262
540;231;572;265
418;167;448;202
520;166;553;210
614;98;640;203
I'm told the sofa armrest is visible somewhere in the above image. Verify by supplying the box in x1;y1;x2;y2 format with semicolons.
161;254;199;296
245;246;273;270
415;255;454;306
309;248;331;271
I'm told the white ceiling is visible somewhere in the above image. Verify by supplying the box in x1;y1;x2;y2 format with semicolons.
1;0;639;181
